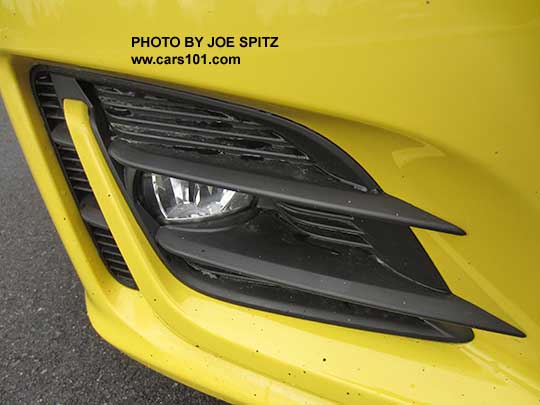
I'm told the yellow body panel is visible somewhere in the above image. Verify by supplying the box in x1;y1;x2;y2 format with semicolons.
1;1;539;403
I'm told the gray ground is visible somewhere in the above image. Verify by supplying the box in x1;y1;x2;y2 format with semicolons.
0;99;225;404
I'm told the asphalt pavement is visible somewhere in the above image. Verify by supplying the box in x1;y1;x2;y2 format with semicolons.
0;99;225;404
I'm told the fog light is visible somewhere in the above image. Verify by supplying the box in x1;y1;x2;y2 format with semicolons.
151;174;253;222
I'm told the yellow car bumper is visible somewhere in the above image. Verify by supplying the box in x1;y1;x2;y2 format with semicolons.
1;1;539;404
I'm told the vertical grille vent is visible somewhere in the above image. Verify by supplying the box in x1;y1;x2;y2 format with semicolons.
33;72;137;289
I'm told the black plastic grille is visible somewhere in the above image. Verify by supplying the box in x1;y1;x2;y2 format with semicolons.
28;66;524;341
56;141;93;195
33;72;137;289
35;73;65;128
89;225;136;289
277;202;373;249
96;84;310;163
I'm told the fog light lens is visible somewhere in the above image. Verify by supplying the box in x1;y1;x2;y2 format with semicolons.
151;174;253;222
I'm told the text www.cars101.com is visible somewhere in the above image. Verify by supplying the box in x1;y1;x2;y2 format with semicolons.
131;54;241;65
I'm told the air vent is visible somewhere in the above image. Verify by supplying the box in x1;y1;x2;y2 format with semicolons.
56;142;93;195
32;71;137;290
35;72;65;129
96;84;310;163
89;225;136;289
277;202;373;249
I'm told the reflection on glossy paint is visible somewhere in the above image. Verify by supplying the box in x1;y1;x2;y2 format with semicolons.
117;0;157;16
392;142;445;168
255;0;335;24
1;0;65;25
175;0;216;25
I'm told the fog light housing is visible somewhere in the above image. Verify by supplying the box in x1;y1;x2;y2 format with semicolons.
150;173;253;223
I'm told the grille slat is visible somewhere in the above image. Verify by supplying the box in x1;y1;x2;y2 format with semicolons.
103;256;129;267
110;266;133;277
57;147;77;155
101;247;123;257
36;81;54;86
40;102;62;109
66;174;90;183
37;91;58;97
44;113;65;120
93;230;114;239
95;239;120;249
64;165;85;173
71;183;93;193
60;156;82;163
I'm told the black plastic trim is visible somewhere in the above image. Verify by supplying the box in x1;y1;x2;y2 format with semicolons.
170;259;474;343
156;225;524;337
50;74;92;105
109;140;465;235
79;194;108;229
